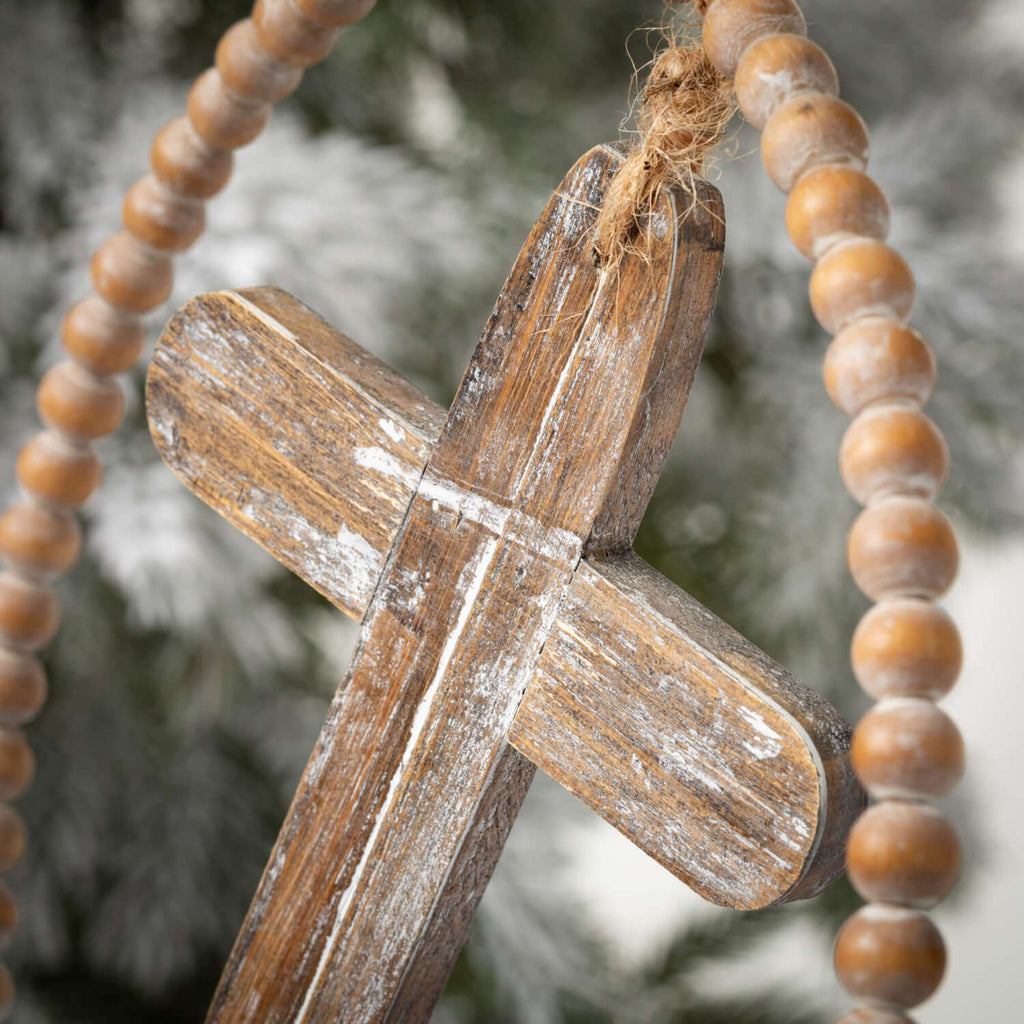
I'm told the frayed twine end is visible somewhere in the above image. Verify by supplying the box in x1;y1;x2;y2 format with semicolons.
592;41;733;270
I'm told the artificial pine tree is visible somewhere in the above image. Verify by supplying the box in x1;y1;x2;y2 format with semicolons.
0;1;1020;1020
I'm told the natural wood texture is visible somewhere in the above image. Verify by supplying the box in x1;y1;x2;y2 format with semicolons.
511;551;858;907
148;145;863;1022
148;286;444;619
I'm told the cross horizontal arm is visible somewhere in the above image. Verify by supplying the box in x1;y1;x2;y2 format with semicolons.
148;285;861;911
148;286;444;620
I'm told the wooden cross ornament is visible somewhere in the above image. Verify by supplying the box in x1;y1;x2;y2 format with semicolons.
147;146;864;1023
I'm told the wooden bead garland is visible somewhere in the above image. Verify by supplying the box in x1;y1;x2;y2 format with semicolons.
0;653;46;727
0;504;81;578
851;699;964;800
847;801;960;908
696;0;966;1018
848;499;959;601
150;117;234;199
839;405;948;506
733;34;838;131
123;174;206;253
786;166;890;261
834;906;946;1009
61;297;146;376
824;320;936;417
0;1;378;1013
851;599;961;701
761;94;869;193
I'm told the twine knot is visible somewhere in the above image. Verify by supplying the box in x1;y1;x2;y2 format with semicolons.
593;42;733;269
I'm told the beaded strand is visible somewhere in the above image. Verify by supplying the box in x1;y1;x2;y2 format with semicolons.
0;0;375;1015
697;0;964;1018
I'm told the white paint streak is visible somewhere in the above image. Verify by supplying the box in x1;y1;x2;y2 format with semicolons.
378;417;405;444
240;491;382;609
293;536;500;1024
354;446;421;488
224;291;299;342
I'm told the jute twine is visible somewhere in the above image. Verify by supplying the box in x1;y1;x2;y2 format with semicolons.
593;37;733;269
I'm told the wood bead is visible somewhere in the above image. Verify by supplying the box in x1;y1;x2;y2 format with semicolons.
151;117;233;199
0;962;12;1020
825;319;935;416
91;231;173;313
37;360;125;441
123;173;205;253
16;432;101;509
0;884;16;952
253;0;339;68
847;801;960;908
294;0;377;27
0;805;25;872
187;69;271;151
0;731;34;803
848;499;958;601
852;698;964;800
0;652;47;726
837;1010;913;1024
834;905;945;1009
735;34;838;131
0;572;59;651
852;599;961;701
0;502;81;577
786;166;890;260
761;93;869;193
702;0;806;79
216;19;304;103
839;405;948;506
810;239;914;334
61;296;145;376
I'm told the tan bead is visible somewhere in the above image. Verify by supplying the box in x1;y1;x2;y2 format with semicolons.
852;599;961;701
0;502;81;576
91;231;173;313
188;68;271;151
0;652;47;726
735;34;838;131
253;0;339;68
834;905;945;1009
16;432;101;510
0;731;34;803
840;405;948;506
852;698;964;800
848;499;958;601
847;801;960;908
216;19;304;103
37;360;125;441
786;166;890;260
825;319;936;416
761;93;869;194
0;962;12;1020
151;116;233;199
61;296;145;376
123;173;205;253
294;0;377;27
837;1009;913;1024
810;239;914;334
0;883;16;952
0;573;59;652
702;0;806;79
0;805;25;872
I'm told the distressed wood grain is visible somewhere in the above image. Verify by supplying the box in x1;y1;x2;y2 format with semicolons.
509;552;861;908
147;287;443;618
147;144;863;1023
